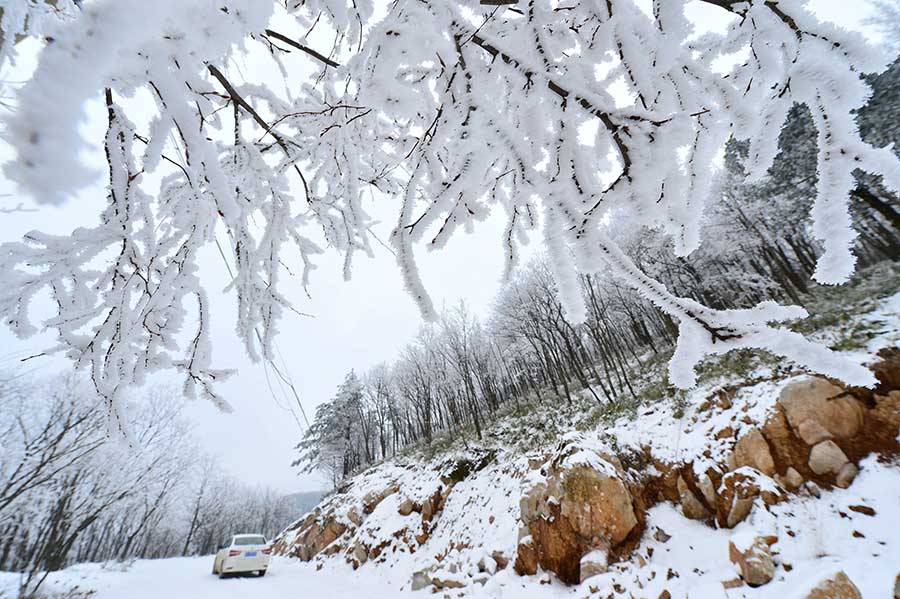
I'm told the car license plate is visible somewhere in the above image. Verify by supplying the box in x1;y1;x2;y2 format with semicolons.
245;551;257;557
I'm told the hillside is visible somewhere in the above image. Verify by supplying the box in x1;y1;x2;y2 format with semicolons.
4;268;899;599
274;263;900;598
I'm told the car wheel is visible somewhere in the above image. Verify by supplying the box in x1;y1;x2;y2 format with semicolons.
258;569;267;577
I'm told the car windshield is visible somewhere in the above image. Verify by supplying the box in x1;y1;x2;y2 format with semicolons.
233;536;266;546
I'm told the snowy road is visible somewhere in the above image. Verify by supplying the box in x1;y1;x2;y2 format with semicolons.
0;557;416;599
0;554;577;599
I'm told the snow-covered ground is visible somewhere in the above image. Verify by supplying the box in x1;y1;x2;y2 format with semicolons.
3;455;898;599
0;556;401;599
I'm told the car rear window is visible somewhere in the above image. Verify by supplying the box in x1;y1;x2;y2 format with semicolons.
234;536;266;546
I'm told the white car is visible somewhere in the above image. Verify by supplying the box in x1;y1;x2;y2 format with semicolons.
212;534;271;578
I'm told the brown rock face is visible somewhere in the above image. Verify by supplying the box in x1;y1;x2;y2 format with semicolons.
513;536;538;576
730;428;775;476
728;536;775;587
808;441;849;476
761;407;811;477
779;378;865;444
804;571;862;599
516;445;638;584
289;518;347;560
559;466;638;545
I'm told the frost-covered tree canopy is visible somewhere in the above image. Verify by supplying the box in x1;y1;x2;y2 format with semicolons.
1;0;898;435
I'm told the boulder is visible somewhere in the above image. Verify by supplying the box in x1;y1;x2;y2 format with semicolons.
778;379;865;445
410;570;432;591
697;473;718;506
728;535;775;587
579;548;609;582
293;518;347;560
431;575;465;589
352;542;368;565
722;577;744;589
558;466;638;545
347;507;363;527
808;441;849;476
717;468;784;528
776;467;804;491
677;475;711;520
803;571;862;599
516;441;638;584
835;463;858;489
491;551;509;570
730;428;775;476
513;535;538;576
421;487;447;523
397;498;415;516
478;554;497;575
653;527;671;543
894;572;900;599
761;407;810;477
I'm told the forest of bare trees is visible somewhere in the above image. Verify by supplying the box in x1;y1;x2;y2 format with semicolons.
296;60;900;486
0;373;298;595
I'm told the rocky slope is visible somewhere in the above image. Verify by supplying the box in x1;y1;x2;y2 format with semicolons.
274;284;900;598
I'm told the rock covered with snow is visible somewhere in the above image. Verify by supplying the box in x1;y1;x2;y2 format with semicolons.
515;435;638;584
729;427;776;476
728;532;776;587
803;571;862;599
778;378;866;444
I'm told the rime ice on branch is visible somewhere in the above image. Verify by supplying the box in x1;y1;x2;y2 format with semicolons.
1;0;898;427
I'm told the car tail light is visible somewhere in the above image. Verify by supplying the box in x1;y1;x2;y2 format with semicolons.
228;550;241;557
261;547;271;555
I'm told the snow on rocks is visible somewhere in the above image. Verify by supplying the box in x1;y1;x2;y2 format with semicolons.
578;549;609;583
803;571;863;599
728;532;776;587
269;349;900;595
716;467;786;529
274;448;523;592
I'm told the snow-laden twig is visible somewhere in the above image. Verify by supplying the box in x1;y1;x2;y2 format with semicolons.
0;0;896;432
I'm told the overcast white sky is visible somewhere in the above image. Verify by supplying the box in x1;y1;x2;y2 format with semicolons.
0;0;883;494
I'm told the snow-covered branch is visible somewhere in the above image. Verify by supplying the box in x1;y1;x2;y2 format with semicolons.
1;0;898;427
